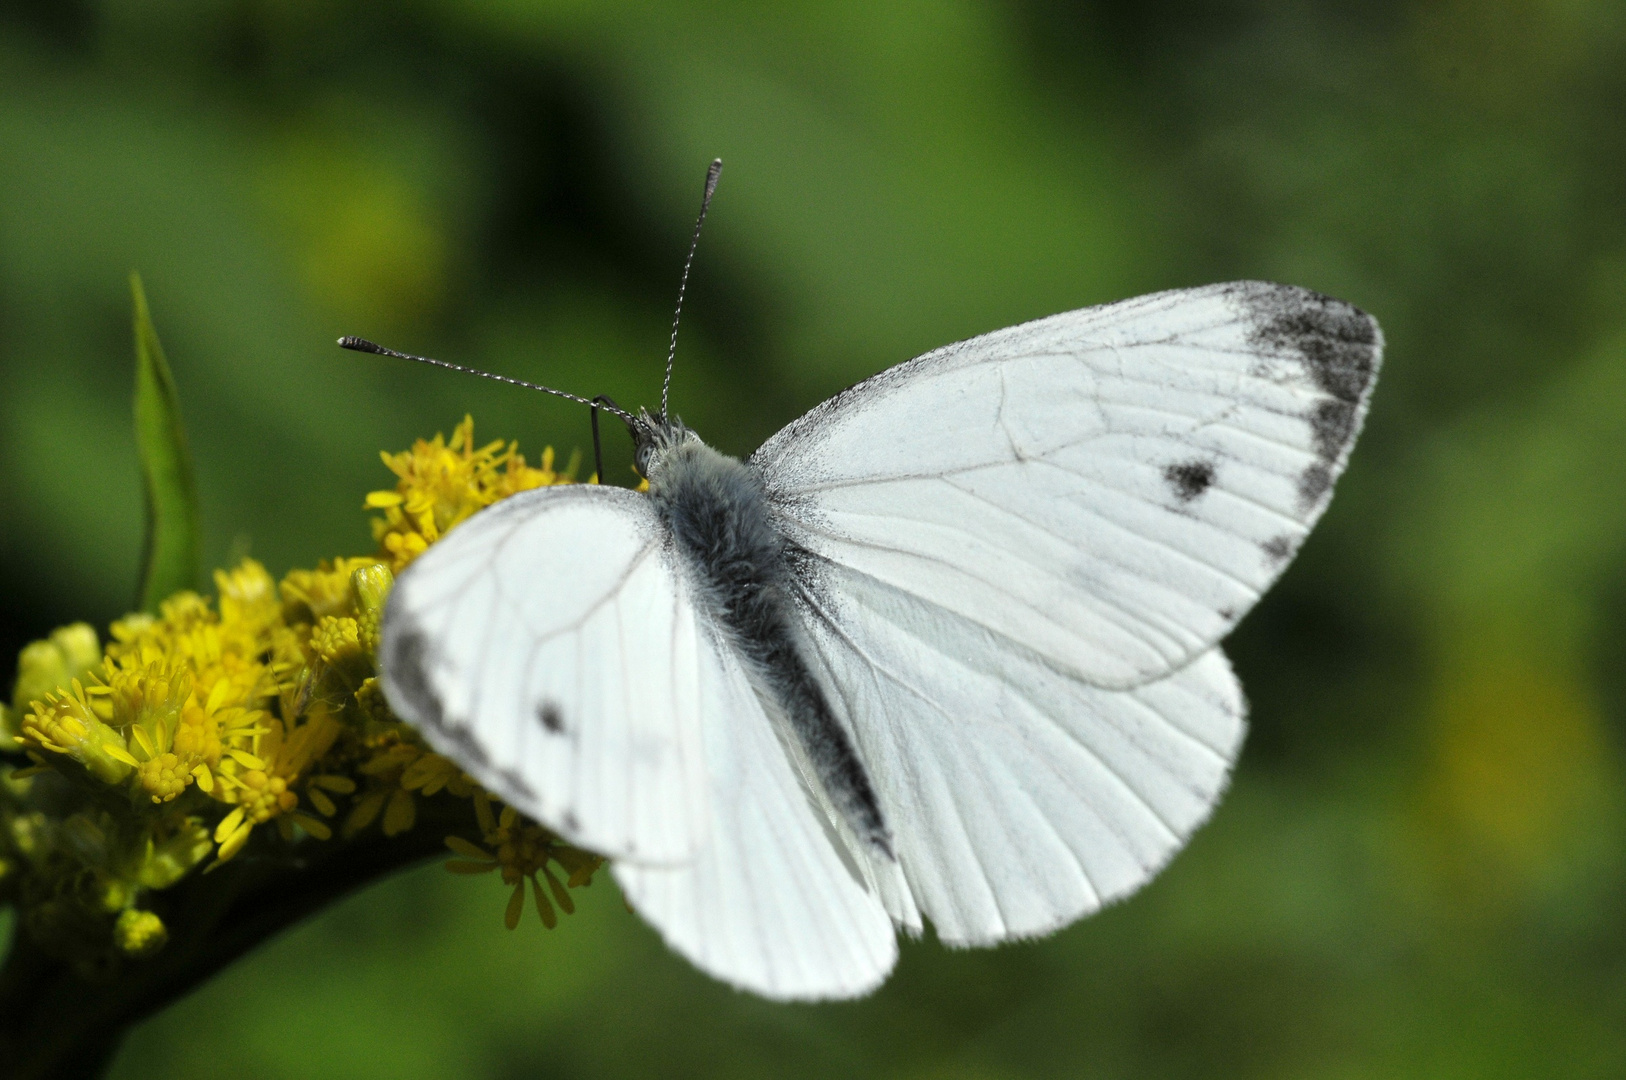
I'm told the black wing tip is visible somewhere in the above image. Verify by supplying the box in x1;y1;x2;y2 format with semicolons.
1230;280;1382;397
1224;281;1383;513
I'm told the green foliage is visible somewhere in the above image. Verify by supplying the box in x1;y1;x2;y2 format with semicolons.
129;273;199;613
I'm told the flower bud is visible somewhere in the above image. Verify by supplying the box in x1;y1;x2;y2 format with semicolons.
114;908;168;958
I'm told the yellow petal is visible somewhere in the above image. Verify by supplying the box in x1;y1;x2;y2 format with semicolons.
504;881;525;929
444;836;490;860
382;788;416;836
289;813;332;841
104;744;140;768
306;787;337;817
444;860;499;875
214;807;246;844
191;764;214;793
344;790;386;835
227;750;265;770
473;789;496;834
217;822;253;861
365;490;404;508
311;774;357;794
531;876;558;929
541;864;574;915
400;755;440;790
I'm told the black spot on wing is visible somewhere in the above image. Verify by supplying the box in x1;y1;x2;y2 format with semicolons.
1261;534;1296;565
536;701;566;735
1163;460;1216;503
562;810;581;832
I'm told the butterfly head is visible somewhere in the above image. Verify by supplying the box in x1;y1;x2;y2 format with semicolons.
630;408;697;482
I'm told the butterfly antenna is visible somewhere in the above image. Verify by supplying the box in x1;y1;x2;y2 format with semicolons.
660;157;722;419
338;337;638;426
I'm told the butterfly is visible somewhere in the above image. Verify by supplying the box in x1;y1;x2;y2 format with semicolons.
367;270;1381;1000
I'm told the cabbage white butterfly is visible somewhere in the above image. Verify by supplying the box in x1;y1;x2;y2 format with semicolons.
353;163;1381;1000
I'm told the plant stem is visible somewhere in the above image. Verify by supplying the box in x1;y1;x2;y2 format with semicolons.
0;803;470;1080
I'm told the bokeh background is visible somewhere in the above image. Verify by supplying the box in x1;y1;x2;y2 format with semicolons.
3;0;1626;1076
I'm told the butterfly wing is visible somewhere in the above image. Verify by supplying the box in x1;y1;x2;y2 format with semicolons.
755;281;1382;689
753;281;1376;943
614;623;897;1000
378;484;709;863
794;555;1246;944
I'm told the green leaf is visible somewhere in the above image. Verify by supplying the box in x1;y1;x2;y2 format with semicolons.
131;272;200;612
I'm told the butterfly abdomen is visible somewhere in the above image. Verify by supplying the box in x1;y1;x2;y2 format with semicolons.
647;434;892;856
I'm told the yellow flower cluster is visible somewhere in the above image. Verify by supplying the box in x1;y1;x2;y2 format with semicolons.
367;414;577;570
0;417;602;970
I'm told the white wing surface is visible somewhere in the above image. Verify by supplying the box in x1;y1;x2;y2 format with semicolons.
614;627;897;1000
795;556;1247;945
755;281;1382;689
379;485;708;863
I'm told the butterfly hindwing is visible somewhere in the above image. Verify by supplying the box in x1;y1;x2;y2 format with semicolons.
794;555;1246;945
379;485;710;863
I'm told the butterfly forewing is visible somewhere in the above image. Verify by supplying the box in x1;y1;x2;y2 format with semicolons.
754;281;1381;689
379;485;710;863
613;623;897;1000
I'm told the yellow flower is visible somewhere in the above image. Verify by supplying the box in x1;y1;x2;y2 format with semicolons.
113;909;168;958
3;623;103;751
280;556;389;627
212;706;343;862
0;416;605;971
346;737;469;837
367;415;576;571
444;791;602;929
18;680;135;786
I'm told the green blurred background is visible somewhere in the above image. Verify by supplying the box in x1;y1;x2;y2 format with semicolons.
3;0;1626;1076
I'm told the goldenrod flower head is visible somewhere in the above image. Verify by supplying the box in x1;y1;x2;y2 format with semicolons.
311;616;369;683
215;559;281;633
1;416;606;974
113;908;168;958
213;706;342;862
445;791;602;929
19;680;136;786
368;415;575;570
350;737;433;837
3;623;103;751
280;556;389;626
137;814;214;889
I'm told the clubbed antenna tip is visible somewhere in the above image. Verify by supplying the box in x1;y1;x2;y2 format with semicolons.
661;157;723;417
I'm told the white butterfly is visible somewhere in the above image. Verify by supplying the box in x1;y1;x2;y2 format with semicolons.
376;280;1381;1000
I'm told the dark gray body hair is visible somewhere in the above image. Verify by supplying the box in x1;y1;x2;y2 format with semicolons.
641;419;891;856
